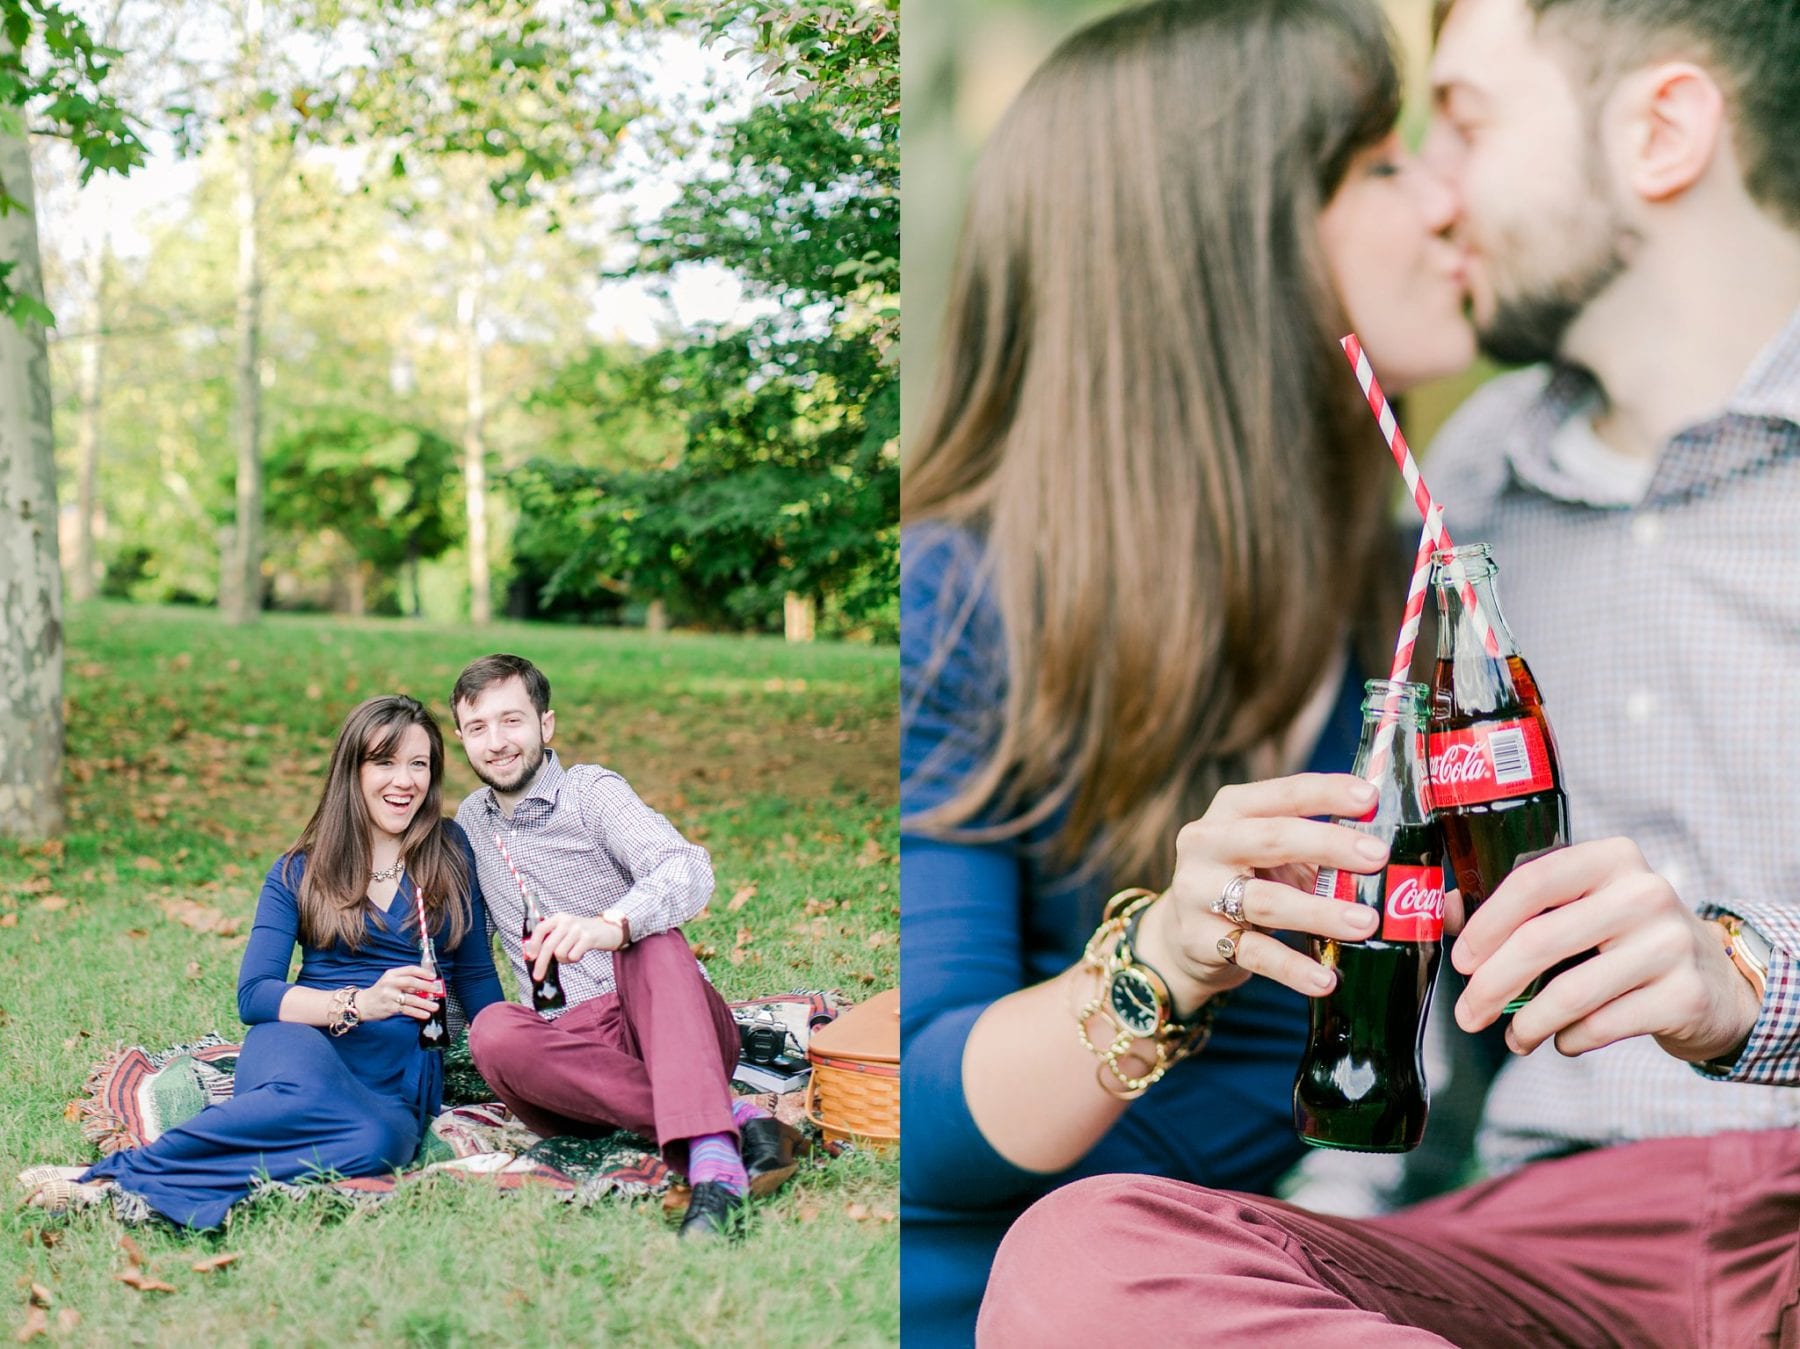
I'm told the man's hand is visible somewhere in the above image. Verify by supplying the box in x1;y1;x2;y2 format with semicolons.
525;912;626;980
1451;838;1762;1064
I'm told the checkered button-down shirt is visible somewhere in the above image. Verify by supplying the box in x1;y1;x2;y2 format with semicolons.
455;751;714;1014
1424;307;1800;1174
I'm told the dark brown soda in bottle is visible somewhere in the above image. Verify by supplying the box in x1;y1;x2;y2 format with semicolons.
521;885;567;1013
1428;543;1572;1011
1294;681;1444;1152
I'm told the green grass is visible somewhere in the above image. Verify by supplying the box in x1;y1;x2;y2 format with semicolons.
1;603;899;1347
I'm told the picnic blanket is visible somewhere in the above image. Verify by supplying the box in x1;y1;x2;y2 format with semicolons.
70;993;840;1222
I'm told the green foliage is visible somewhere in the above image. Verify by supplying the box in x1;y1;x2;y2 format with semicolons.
265;410;463;573
0;0;145;316
511;0;898;639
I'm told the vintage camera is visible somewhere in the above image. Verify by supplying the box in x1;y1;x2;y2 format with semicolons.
735;1008;806;1071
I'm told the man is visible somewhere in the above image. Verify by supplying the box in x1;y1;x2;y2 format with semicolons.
449;653;803;1238
977;0;1800;1340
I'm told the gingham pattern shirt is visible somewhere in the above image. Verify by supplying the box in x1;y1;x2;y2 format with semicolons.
1424;307;1800;1174
455;751;714;1014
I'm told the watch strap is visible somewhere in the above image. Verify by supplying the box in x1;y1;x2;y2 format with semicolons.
1713;916;1769;999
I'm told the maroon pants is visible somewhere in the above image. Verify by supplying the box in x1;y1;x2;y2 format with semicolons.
979;1131;1800;1348
467;928;740;1171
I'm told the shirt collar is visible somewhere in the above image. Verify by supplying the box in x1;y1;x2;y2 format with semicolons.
1502;305;1800;506
480;749;566;817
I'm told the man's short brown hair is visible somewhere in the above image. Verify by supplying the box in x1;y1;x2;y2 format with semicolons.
451;654;550;724
1434;0;1800;228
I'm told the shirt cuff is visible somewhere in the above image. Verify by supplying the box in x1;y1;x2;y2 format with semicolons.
1692;900;1800;1085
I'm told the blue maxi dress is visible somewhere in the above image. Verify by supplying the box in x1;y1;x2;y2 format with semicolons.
82;824;504;1230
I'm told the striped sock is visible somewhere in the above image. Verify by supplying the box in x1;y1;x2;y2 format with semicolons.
687;1132;747;1195
730;1097;771;1128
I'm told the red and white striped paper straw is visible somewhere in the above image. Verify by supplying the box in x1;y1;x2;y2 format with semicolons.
1361;521;1437;784
495;834;524;894
1339;333;1499;659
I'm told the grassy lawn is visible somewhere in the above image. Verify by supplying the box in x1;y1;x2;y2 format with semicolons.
1;603;899;1347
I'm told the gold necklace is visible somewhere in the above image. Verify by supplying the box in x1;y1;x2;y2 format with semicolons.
370;857;405;883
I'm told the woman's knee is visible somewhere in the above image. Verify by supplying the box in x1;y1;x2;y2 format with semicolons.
342;1114;415;1175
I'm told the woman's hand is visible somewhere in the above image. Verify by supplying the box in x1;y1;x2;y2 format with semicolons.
1132;773;1392;1015
362;965;444;1022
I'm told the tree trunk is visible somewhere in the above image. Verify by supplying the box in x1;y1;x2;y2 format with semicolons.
784;592;816;643
0;126;66;839
223;0;264;625
458;239;491;626
645;597;669;633
70;243;105;603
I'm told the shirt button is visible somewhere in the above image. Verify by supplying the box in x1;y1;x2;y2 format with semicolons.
1631;514;1661;546
1625;690;1656;722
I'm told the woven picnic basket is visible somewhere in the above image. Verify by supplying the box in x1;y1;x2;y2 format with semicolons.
804;987;899;1151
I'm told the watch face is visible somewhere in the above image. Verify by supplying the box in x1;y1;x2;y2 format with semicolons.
1109;968;1163;1039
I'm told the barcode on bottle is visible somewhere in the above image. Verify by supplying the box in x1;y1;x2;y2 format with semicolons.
1314;868;1337;898
1488;727;1531;785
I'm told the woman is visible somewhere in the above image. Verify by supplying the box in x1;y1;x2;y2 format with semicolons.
22;695;504;1229
900;0;1474;1341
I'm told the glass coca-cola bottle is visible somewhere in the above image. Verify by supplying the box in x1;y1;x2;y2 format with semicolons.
417;934;448;1052
1294;680;1445;1152
1428;542;1572;1011
521;883;567;1014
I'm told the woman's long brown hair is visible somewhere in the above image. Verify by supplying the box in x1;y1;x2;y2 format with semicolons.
904;0;1406;893
283;695;472;952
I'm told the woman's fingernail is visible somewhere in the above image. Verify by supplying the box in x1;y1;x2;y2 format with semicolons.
1312;969;1336;994
1356;836;1387;861
1354;906;1380;929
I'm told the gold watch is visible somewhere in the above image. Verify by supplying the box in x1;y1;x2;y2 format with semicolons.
601;906;633;947
1713;915;1771;1000
1076;888;1221;1098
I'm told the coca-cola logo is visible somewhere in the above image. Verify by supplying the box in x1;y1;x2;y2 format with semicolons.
1433;741;1492;786
1387;876;1444;920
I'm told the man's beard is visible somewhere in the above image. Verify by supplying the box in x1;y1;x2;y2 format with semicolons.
472;739;546;793
1478;234;1629;367
1476;139;1635;367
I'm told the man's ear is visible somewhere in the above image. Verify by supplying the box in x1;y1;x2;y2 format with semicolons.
542;709;556;744
1614;60;1725;204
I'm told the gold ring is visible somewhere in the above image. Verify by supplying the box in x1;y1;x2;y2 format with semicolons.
1216;932;1241;964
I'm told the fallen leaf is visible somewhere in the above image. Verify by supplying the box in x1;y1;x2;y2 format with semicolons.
847;1202;870;1221
120;1235;146;1265
726;884;757;912
184;962;202;981
803;898;835;917
796;1202;821;1223
62;1102;81;1123
19;877;52;894
16;1304;46;1342
114;1271;176;1294
689;943;716;961
191;1253;239;1274
27;1286;50;1309
35;897;67;913
866;932;889;949
856;838;885;867
133;856;163;872
0;915;17;929
304;683;323;701
37;1230;60;1249
54;1312;77;1333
